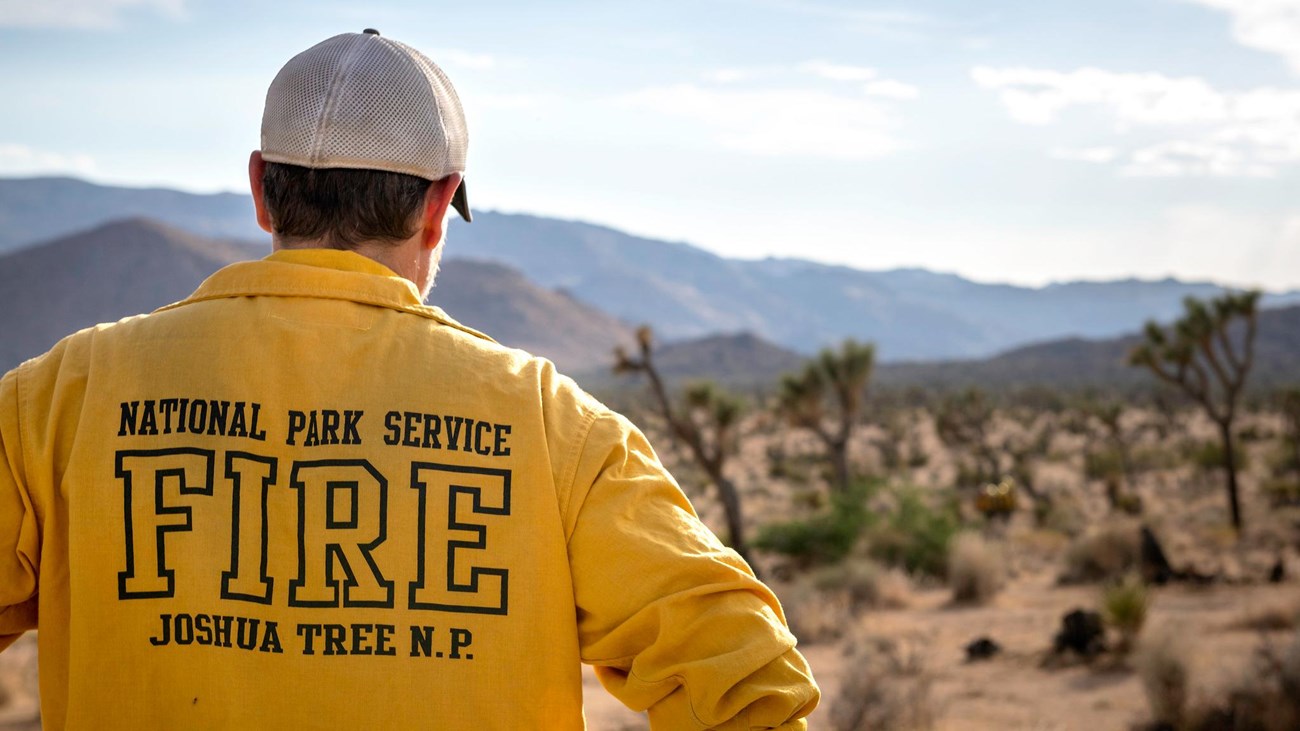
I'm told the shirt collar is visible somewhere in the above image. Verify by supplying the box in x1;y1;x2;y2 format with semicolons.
160;248;494;343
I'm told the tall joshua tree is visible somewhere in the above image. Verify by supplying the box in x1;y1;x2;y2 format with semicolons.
1129;291;1260;531
613;326;755;567
776;339;875;494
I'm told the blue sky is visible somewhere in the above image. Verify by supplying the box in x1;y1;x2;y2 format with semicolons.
3;0;1300;289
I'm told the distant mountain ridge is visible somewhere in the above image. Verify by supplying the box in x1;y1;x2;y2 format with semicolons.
0;176;262;252
876;304;1300;392
0;217;266;370
0;218;630;374
4;175;1298;362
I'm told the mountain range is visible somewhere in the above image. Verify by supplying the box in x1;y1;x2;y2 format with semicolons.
0;218;631;375
3;175;1298;372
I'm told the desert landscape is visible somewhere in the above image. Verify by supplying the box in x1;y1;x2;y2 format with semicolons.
579;353;1300;730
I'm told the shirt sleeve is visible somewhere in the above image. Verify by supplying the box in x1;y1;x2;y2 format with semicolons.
0;368;40;653
565;410;819;730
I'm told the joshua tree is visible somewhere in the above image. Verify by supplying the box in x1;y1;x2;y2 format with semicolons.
935;387;1003;488
1129;291;1260;531
775;339;875;494
613;326;755;567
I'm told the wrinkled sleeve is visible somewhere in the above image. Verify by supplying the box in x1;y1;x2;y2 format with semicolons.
0;369;39;653
565;411;819;730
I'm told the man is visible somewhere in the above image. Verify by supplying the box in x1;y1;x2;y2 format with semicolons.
0;30;819;729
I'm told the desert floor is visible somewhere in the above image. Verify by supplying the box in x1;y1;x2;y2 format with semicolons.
580;575;1299;730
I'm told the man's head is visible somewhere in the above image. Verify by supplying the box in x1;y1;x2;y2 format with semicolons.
250;30;470;295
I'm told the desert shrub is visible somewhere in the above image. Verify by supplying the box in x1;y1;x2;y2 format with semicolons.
1061;519;1141;583
1132;444;1182;471
832;634;934;731
866;488;961;578
1100;573;1149;653
1185;630;1300;731
1184;438;1249;474
906;439;929;469
1261;476;1300;507
755;483;875;567
1135;628;1190;729
1035;491;1086;536
1231;600;1300;632
781;586;850;645
1084;446;1126;483
947;531;1005;604
811;558;911;612
1238;423;1271;442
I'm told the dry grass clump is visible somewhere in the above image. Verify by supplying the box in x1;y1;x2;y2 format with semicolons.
811;557;912;612
781;585;852;645
831;633;934;731
1135;628;1190;729
1181;631;1300;731
1101;573;1150;654
947;531;1006;604
783;558;913;644
1060;518;1141;583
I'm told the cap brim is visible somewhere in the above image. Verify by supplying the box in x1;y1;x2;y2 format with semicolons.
451;179;472;222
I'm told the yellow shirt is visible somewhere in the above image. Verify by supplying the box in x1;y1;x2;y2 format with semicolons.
0;249;818;729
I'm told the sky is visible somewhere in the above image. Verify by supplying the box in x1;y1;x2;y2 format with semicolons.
2;0;1300;290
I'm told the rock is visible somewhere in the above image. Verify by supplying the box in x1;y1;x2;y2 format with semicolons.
1269;556;1285;584
964;637;1001;662
1053;608;1106;657
1140;525;1174;585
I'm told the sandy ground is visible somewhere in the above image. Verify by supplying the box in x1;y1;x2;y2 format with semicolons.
577;576;1300;730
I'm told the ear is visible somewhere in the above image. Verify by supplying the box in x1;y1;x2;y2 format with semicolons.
419;172;462;250
248;151;274;234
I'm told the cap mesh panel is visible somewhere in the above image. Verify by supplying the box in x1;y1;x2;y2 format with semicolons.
260;32;467;182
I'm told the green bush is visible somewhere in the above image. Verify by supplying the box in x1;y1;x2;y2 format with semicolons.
1101;572;1149;653
866;488;960;578
755;483;876;566
1184;439;1249;473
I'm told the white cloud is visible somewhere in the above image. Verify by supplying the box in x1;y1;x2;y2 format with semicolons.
1049;146;1119;163
0;144;97;176
614;84;904;159
863;79;920;100
799;60;878;82
0;0;184;29
1183;0;1300;74
970;66;1227;126
973;65;1300;176
1122;140;1274;177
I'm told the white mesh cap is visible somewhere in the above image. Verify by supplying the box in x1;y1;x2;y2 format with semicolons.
260;29;472;222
